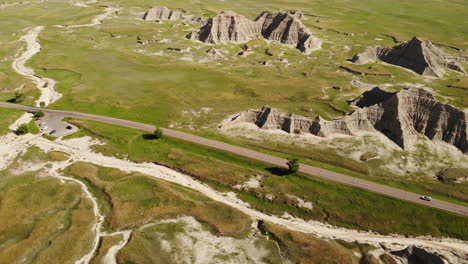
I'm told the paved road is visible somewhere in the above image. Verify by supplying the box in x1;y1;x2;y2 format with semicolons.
2;102;468;217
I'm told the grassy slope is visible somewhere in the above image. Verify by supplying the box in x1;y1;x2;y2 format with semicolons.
0;147;95;263
63;161;253;239
14;0;465;203
260;222;376;264
63;119;468;240
0;108;22;135
202;133;468;206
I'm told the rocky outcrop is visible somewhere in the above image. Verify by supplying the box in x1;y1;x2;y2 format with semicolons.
187;10;321;54
391;246;444;264
255;11;321;54
351;37;466;77
143;7;203;22
187;11;261;44
221;88;468;153
348;87;394;108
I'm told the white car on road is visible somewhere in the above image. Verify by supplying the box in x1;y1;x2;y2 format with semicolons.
420;196;432;201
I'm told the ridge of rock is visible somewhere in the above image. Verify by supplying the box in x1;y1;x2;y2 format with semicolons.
391;246;444;264
143;7;203;22
187;11;261;44
348;87;395;108
351;37;466;77
221;88;468;153
187;10;321;54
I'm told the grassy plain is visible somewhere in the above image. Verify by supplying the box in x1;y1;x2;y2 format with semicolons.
0;147;95;263
63;161;253;238
260;222;374;264
1;0;466;192
62;119;468;240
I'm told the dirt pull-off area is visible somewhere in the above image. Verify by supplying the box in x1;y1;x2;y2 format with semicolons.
351;37;466;77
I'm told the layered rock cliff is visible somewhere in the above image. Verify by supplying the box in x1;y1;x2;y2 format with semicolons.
187;10;321;54
351;37;466;77
187;11;261;44
391;246;444;264
255;11;321;54
143;7;203;22
221;88;468;153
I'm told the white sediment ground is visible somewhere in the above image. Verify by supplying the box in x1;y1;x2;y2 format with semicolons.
68;7;119;28
12;26;62;107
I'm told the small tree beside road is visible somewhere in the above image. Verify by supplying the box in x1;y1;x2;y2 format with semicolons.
34;111;45;119
286;157;300;173
154;127;164;139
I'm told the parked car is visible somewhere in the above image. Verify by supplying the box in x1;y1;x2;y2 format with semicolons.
420;196;432;201
41;126;48;131
66;125;73;130
39;122;46;127
49;130;57;135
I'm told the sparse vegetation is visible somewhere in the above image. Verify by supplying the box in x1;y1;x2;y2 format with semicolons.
9;92;25;103
0;148;95;263
286;157;300;173
154;127;164;139
33;110;45;119
61;119;468;240
15;123;29;135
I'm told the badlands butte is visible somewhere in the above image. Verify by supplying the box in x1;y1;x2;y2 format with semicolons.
1;1;468;264
221;88;468;153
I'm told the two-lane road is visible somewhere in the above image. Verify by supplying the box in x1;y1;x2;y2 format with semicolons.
1;102;467;217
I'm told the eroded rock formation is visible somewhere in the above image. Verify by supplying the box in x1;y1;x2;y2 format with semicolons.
188;11;261;44
351;37;466;77
143;7;203;22
391;246;444;264
187;10;321;54
221;88;468;153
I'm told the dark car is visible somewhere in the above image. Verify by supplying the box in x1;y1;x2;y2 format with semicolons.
49;130;57;135
66;125;73;130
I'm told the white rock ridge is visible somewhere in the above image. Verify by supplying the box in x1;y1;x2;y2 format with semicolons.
142;7;204;23
220;88;468;153
187;10;321;54
351;37;466;77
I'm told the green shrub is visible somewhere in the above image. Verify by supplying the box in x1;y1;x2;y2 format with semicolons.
286;157;299;173
16;124;29;135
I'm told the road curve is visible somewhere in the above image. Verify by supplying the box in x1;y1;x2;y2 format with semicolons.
1;102;467;217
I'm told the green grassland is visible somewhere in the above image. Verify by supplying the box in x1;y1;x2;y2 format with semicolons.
0;0;466;186
0;147;96;263
63;161;253;238
11;0;464;193
260;222;378;264
207;132;468;206
0;108;22;135
20;0;466;126
62;119;468;240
